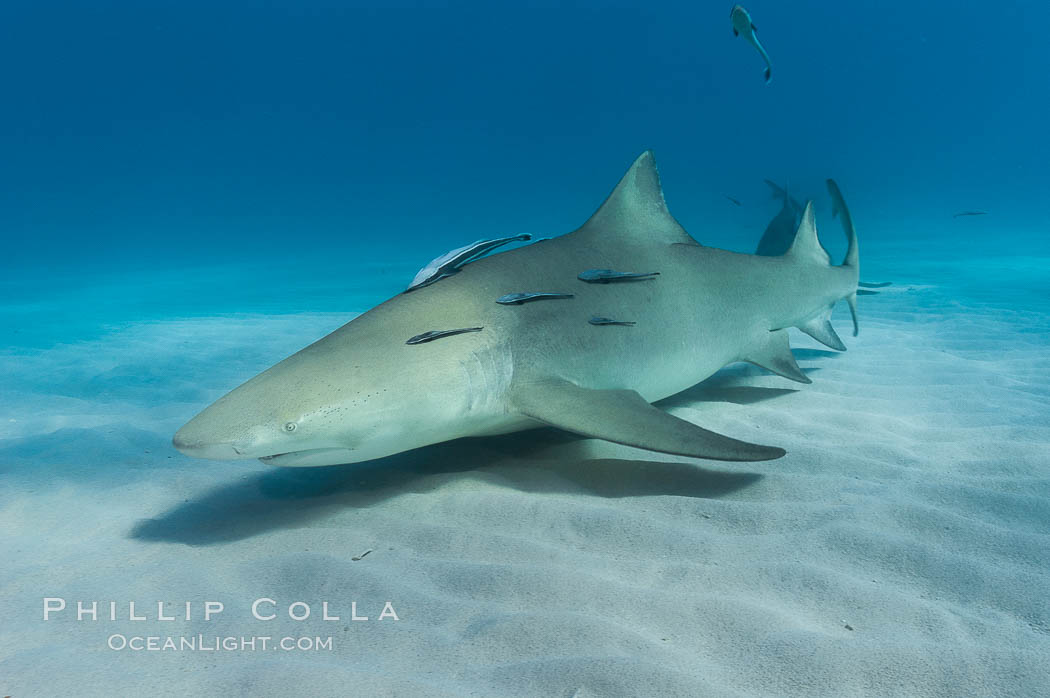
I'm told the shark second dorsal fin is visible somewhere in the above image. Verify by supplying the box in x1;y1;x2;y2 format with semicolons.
576;151;697;246
786;201;831;266
510;378;785;462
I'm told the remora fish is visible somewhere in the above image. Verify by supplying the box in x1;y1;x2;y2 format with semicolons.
173;151;859;467
952;210;987;218
589;316;636;327
406;327;483;345
731;5;773;84
578;269;660;283
407;234;531;291
496;292;574;305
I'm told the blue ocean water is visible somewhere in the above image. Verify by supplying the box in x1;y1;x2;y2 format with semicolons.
3;1;1048;272
2;2;1049;696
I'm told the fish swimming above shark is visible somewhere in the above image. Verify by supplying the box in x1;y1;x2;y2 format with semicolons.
731;5;773;84
173;151;860;467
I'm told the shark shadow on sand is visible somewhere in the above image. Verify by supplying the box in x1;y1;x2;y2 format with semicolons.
137;342;834;546
130;428;766;546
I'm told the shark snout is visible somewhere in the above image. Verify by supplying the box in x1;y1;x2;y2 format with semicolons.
171;407;270;460
172;426;254;460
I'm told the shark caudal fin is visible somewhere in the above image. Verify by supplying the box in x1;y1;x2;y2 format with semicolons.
827;179;860;336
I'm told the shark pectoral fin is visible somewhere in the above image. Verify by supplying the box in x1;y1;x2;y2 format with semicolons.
798;306;847;351
510;379;786;462
744;329;812;383
733;28;739;36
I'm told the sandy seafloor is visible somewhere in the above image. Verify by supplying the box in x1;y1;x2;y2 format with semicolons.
1;226;1048;697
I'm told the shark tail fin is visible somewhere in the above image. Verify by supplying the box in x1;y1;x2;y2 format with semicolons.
827;179;860;335
826;179;859;270
846;292;859;337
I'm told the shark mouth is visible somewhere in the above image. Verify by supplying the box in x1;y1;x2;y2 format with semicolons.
259;448;357;468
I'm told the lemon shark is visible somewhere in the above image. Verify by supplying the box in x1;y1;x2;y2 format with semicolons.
173;151;859;467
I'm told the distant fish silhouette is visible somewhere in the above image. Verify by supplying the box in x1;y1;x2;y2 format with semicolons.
756;181;892;297
725;195;742;206
731;5;773;84
578;269;660;283
755;180;805;257
953;210;987;218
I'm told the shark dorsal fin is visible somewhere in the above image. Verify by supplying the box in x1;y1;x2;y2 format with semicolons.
786;201;831;265
576;151;697;246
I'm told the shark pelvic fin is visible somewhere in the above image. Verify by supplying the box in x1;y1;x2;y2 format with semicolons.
511;379;785;462
576;151;696;246
743;329;812;383
797;307;847;351
785;202;831;266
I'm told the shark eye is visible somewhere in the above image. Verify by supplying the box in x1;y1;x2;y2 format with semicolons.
284;422;297;433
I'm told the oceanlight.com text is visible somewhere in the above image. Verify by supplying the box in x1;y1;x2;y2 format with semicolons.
107;634;334;652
